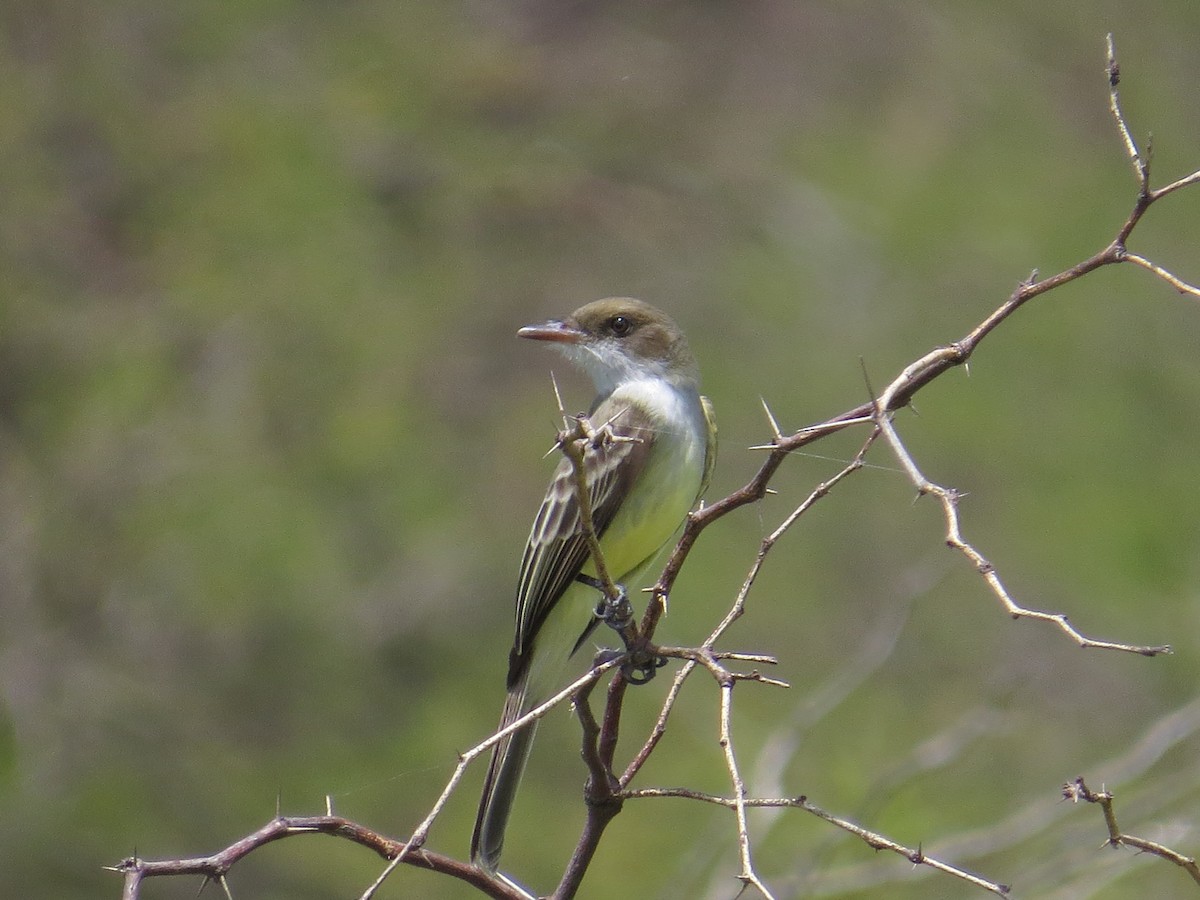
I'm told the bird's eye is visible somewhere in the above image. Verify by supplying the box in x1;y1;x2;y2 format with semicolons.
609;315;632;336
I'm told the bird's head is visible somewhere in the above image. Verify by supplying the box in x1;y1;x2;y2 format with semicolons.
518;297;698;394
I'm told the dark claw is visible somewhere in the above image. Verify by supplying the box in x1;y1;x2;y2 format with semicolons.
575;575;633;632
622;654;668;685
577;573;663;682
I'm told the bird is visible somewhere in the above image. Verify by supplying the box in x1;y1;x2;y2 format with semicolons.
471;297;716;873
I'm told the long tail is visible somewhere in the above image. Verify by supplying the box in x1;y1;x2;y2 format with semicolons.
471;675;537;873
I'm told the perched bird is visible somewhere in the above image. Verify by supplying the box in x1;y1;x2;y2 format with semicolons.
471;297;716;873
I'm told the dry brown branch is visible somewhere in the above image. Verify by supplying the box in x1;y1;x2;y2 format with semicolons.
646;32;1193;658
553;675;623;900
1064;776;1200;887
872;380;1170;656
623;789;1010;896
797;796;1012;896
712;424;879;649
567;431;876;900
108;814;524;900
679;647;786;898
363;660;619;899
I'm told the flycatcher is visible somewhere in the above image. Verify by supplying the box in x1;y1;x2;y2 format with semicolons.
471;297;716;873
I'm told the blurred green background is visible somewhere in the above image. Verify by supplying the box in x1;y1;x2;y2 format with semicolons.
2;2;1199;898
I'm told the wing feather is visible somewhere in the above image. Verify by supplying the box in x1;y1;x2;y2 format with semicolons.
506;402;656;687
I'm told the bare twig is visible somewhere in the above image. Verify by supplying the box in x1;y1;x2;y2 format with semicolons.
718;673;775;899
553;677;624;900
363;661;618;899
1150;167;1200;201
1064;776;1200;887
1123;251;1200;298
646;36;1194;659
1105;33;1148;190
871;377;1171;656
797;796;1011;896
653;648;785;898
623;789;1010;896
557;38;1196;888
717;426;879;651
617;428;876;791
619;655;698;786
108;815;524;900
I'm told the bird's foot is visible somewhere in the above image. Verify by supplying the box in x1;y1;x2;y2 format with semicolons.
591;645;667;685
577;575;634;632
578;574;665;684
622;651;667;685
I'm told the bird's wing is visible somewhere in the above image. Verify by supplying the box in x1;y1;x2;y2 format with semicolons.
507;400;657;688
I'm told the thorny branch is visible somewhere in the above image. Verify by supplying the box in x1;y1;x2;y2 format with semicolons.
645;30;1196;654
361;661;619;900
872;365;1170;656
110;812;523;900
597;31;1190;898
1064;776;1200;887
624;789;1011;896
110;34;1199;900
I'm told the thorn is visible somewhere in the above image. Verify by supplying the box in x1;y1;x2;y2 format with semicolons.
598;405;636;438
859;358;882;416
764;488;778;495
551;371;566;421
326;794;334;816
760;396;783;440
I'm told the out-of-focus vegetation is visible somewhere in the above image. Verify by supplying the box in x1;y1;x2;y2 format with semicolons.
2;2;1198;897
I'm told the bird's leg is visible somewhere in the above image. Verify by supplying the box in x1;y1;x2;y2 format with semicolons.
576;574;667;684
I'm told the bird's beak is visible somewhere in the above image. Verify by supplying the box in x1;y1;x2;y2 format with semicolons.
517;319;585;344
